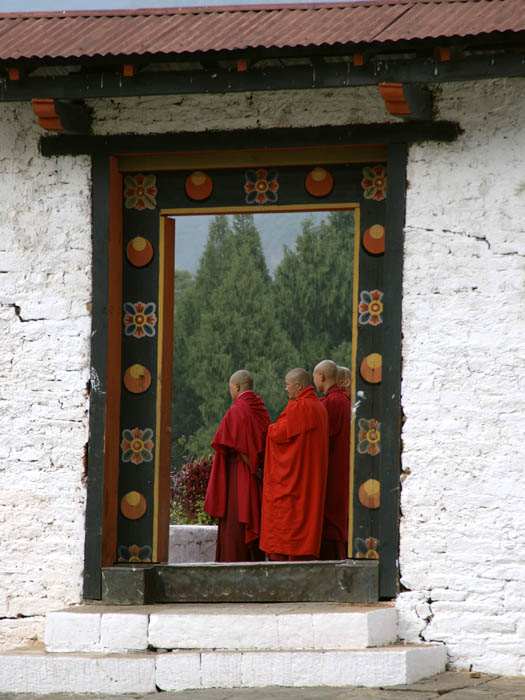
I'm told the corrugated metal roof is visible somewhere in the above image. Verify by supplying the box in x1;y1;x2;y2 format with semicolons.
0;0;523;61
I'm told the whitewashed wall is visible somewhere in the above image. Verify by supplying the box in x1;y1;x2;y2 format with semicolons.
397;78;525;675
0;103;92;648
1;78;524;675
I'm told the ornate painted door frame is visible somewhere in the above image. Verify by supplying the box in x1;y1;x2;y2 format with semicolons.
84;142;406;600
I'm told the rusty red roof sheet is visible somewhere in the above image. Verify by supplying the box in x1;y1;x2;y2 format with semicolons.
0;0;523;61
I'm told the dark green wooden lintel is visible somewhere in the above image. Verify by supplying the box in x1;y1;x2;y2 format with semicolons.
40;122;460;158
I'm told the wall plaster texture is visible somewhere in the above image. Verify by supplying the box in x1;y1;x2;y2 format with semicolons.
0;102;92;649
0;79;524;678
397;78;525;675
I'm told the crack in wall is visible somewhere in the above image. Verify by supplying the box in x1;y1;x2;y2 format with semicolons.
406;225;525;257
10;304;46;323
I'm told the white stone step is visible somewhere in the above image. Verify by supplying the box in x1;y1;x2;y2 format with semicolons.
45;602;398;653
156;645;447;691
149;602;398;651
0;644;447;694
0;649;156;694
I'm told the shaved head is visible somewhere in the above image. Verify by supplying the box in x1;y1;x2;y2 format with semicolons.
313;359;338;394
337;366;352;396
229;369;253;391
313;359;337;380
285;368;310;388
337;366;351;383
285;368;311;400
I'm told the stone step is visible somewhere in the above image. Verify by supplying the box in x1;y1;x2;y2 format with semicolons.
0;648;156;695
45;603;398;653
102;560;379;605
157;645;447;692
0;644;447;694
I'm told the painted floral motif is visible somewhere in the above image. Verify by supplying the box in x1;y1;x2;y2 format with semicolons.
117;544;152;563
121;427;154;464
244;168;279;204
123;301;157;338
357;418;381;456
355;536;380;559
361;164;387;201
124;173;158;210
358;289;383;326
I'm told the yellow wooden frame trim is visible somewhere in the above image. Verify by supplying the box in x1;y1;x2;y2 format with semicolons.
161;202;359;217
153;216;166;562
118;145;387;173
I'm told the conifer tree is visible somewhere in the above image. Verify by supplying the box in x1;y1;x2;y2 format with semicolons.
272;210;355;370
173;214;296;458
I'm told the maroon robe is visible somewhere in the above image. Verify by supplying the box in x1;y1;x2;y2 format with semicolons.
204;390;270;561
319;384;351;559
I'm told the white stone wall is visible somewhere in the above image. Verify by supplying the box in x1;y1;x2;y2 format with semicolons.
89;86;392;135
397;78;525;675
0;102;92;649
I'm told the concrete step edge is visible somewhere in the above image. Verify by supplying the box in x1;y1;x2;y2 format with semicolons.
45;605;398;653
0;644;448;694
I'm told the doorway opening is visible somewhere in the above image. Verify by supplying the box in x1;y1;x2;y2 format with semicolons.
169;209;356;559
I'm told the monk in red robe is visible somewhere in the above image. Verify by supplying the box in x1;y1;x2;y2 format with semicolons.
337;365;352;398
204;369;270;562
260;368;329;561
314;360;351;560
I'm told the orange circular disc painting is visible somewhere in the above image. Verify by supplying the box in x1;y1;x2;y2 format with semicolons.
185;171;213;200
123;364;152;394
305;167;334;197
358;479;380;509
360;353;382;384
121;491;147;520
362;224;385;255
126;236;154;267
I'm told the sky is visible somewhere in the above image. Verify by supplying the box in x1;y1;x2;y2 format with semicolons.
1;0;343;10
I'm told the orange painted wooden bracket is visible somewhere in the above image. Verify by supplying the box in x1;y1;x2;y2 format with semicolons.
32;98;63;130
237;58;248;72
8;66;21;81
437;46;451;62
31;98;92;134
379;82;432;121
123;64;135;77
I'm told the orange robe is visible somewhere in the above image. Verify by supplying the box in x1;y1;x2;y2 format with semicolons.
260;385;329;558
204;390;270;561
319;384;351;560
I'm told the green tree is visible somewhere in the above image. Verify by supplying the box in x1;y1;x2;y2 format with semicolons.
173;214;296;459
174;269;193;301
272;210;355;370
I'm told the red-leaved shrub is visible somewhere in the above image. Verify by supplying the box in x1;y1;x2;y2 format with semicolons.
170;455;215;524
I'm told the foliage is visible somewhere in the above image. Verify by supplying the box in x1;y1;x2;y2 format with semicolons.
170;455;216;525
174;269;193;301
171;210;355;461
272;210;355;370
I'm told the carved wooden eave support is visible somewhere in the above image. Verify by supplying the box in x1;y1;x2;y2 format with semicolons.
31;98;92;134
379;83;432;121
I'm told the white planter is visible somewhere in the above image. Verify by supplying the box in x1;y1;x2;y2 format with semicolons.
168;525;217;563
